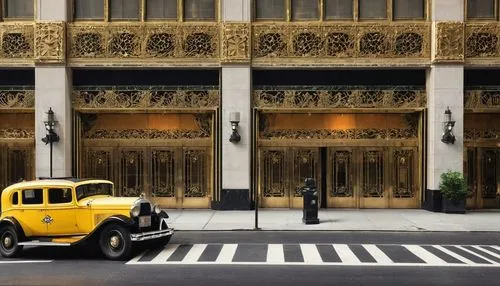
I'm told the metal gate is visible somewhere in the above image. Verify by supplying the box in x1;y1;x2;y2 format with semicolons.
465;148;500;209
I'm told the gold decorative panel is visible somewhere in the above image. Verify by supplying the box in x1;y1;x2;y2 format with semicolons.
465;89;500;111
252;23;431;65
362;151;384;198
0;148;33;190
119;150;144;197
0;129;35;139
464;129;500;141
0;89;35;110
73;87;219;111
262;150;286;198
184;149;207;198
221;23;251;63
481;150;498;199
261;128;417;140
434;21;464;63
292;149;317;197
152;150;176;198
331;151;353;197
85;150;113;181
0;23;34;64
68;23;220;64
34;21;65;64
393;149;414;198
254;87;426;109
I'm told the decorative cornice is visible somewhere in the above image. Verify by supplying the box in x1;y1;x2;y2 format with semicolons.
221;22;251;63
35;21;66;64
434;21;464;63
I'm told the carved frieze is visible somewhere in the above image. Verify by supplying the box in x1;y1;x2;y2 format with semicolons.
0;23;34;62
434;21;464;63
35;21;65;63
0;89;35;110
84;129;210;139
254;87;426;109
0;129;35;139
260;128;417;140
73;87;220;111
464;129;500;141
465;89;500;110
221;23;251;63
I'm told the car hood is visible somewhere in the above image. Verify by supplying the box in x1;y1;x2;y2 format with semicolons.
78;196;142;209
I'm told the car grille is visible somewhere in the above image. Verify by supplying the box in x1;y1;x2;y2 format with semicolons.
139;202;151;216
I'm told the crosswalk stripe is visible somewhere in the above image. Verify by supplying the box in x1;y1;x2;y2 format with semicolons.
333;244;360;264
151;244;180;263
182;244;207;263
433;245;475;265
455;246;499;264
300;244;323;263
474;246;500;260
404;245;446;265
363;244;393;264
216;244;238;263
267;244;285;264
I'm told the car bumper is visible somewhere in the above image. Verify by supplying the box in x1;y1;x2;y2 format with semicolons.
130;228;174;242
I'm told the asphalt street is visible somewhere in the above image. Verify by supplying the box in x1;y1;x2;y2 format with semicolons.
0;231;499;286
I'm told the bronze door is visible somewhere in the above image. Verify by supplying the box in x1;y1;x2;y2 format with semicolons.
259;147;319;208
327;147;419;208
82;146;211;208
0;144;34;191
466;148;500;209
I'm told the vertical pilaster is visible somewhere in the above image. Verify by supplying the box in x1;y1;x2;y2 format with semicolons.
219;0;252;209
426;0;464;208
35;0;71;177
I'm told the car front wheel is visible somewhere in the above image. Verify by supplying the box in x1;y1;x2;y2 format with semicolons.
99;224;132;261
0;225;23;258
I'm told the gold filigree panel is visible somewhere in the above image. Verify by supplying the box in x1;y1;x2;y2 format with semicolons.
434;21;464;63
0;129;35;139
0;89;35;110
464;129;500;141
84;128;210;140
261;128;417;140
0;23;34;62
68;23;220;62
34;21;65;64
73;88;220;111
221;23;251;63
254;87;426;109
252;23;431;62
465;90;500;110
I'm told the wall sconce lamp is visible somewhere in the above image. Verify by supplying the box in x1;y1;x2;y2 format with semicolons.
441;106;456;144
229;112;241;143
41;107;60;177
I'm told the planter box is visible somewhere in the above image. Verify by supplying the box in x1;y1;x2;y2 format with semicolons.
442;199;466;214
424;189;442;212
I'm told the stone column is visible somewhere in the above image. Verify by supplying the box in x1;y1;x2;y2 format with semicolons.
35;0;71;177
425;0;464;210
219;0;252;209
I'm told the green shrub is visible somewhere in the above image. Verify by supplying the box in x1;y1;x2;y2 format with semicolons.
439;171;467;203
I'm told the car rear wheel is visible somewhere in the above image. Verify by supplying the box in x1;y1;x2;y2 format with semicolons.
0;225;23;258
99;224;132;261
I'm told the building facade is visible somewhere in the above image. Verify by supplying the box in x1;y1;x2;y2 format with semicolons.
0;0;498;210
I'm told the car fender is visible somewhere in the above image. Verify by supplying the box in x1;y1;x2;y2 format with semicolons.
0;217;26;241
73;215;135;246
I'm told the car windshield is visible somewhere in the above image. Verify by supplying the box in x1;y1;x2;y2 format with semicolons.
76;183;113;200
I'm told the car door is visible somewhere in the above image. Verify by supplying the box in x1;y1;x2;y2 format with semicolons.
45;188;79;235
18;188;47;237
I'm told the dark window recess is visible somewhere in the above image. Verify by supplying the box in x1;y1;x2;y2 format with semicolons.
0;69;34;86
465;70;500;86
467;0;495;19
22;189;43;205
12;192;18;205
48;188;73;204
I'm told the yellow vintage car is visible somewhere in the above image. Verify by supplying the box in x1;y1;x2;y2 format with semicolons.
0;178;173;260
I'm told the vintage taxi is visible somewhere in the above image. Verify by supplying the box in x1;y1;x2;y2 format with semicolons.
0;178;173;260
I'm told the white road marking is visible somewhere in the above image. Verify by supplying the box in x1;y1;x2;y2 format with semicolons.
0;260;52;264
403;245;446;265
182;244;207;263
333;244;360;264
455;246;498;265
363;244;393;264
266;244;285;264
150;244;180;263
432;245;475;265
300;244;323;264
215;244;238;263
474;246;500;260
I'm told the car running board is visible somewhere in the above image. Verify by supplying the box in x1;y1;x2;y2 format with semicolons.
18;241;71;246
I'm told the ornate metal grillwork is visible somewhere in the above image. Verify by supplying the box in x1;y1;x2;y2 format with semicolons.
0;147;33;191
393;150;414;198
119;150;144;197
0;89;35;110
363;151;384;198
481;150;498;199
252;23;430;61
292;149;316;197
84;128;210;140
86;150;112;181
331;151;353;197
464;129;500;141
261;128;417;140
73;86;219;111
152;150;175;198
466;149;477;199
68;23;220;61
262;150;286;197
254;86;426;109
0;129;35;139
0;23;34;61
465;89;500;110
466;24;500;59
184;150;206;198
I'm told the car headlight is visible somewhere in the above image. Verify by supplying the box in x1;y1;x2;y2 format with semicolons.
153;204;162;214
130;205;141;217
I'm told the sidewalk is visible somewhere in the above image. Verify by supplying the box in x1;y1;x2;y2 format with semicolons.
164;209;500;232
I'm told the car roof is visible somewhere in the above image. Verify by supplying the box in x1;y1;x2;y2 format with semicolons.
2;178;113;192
